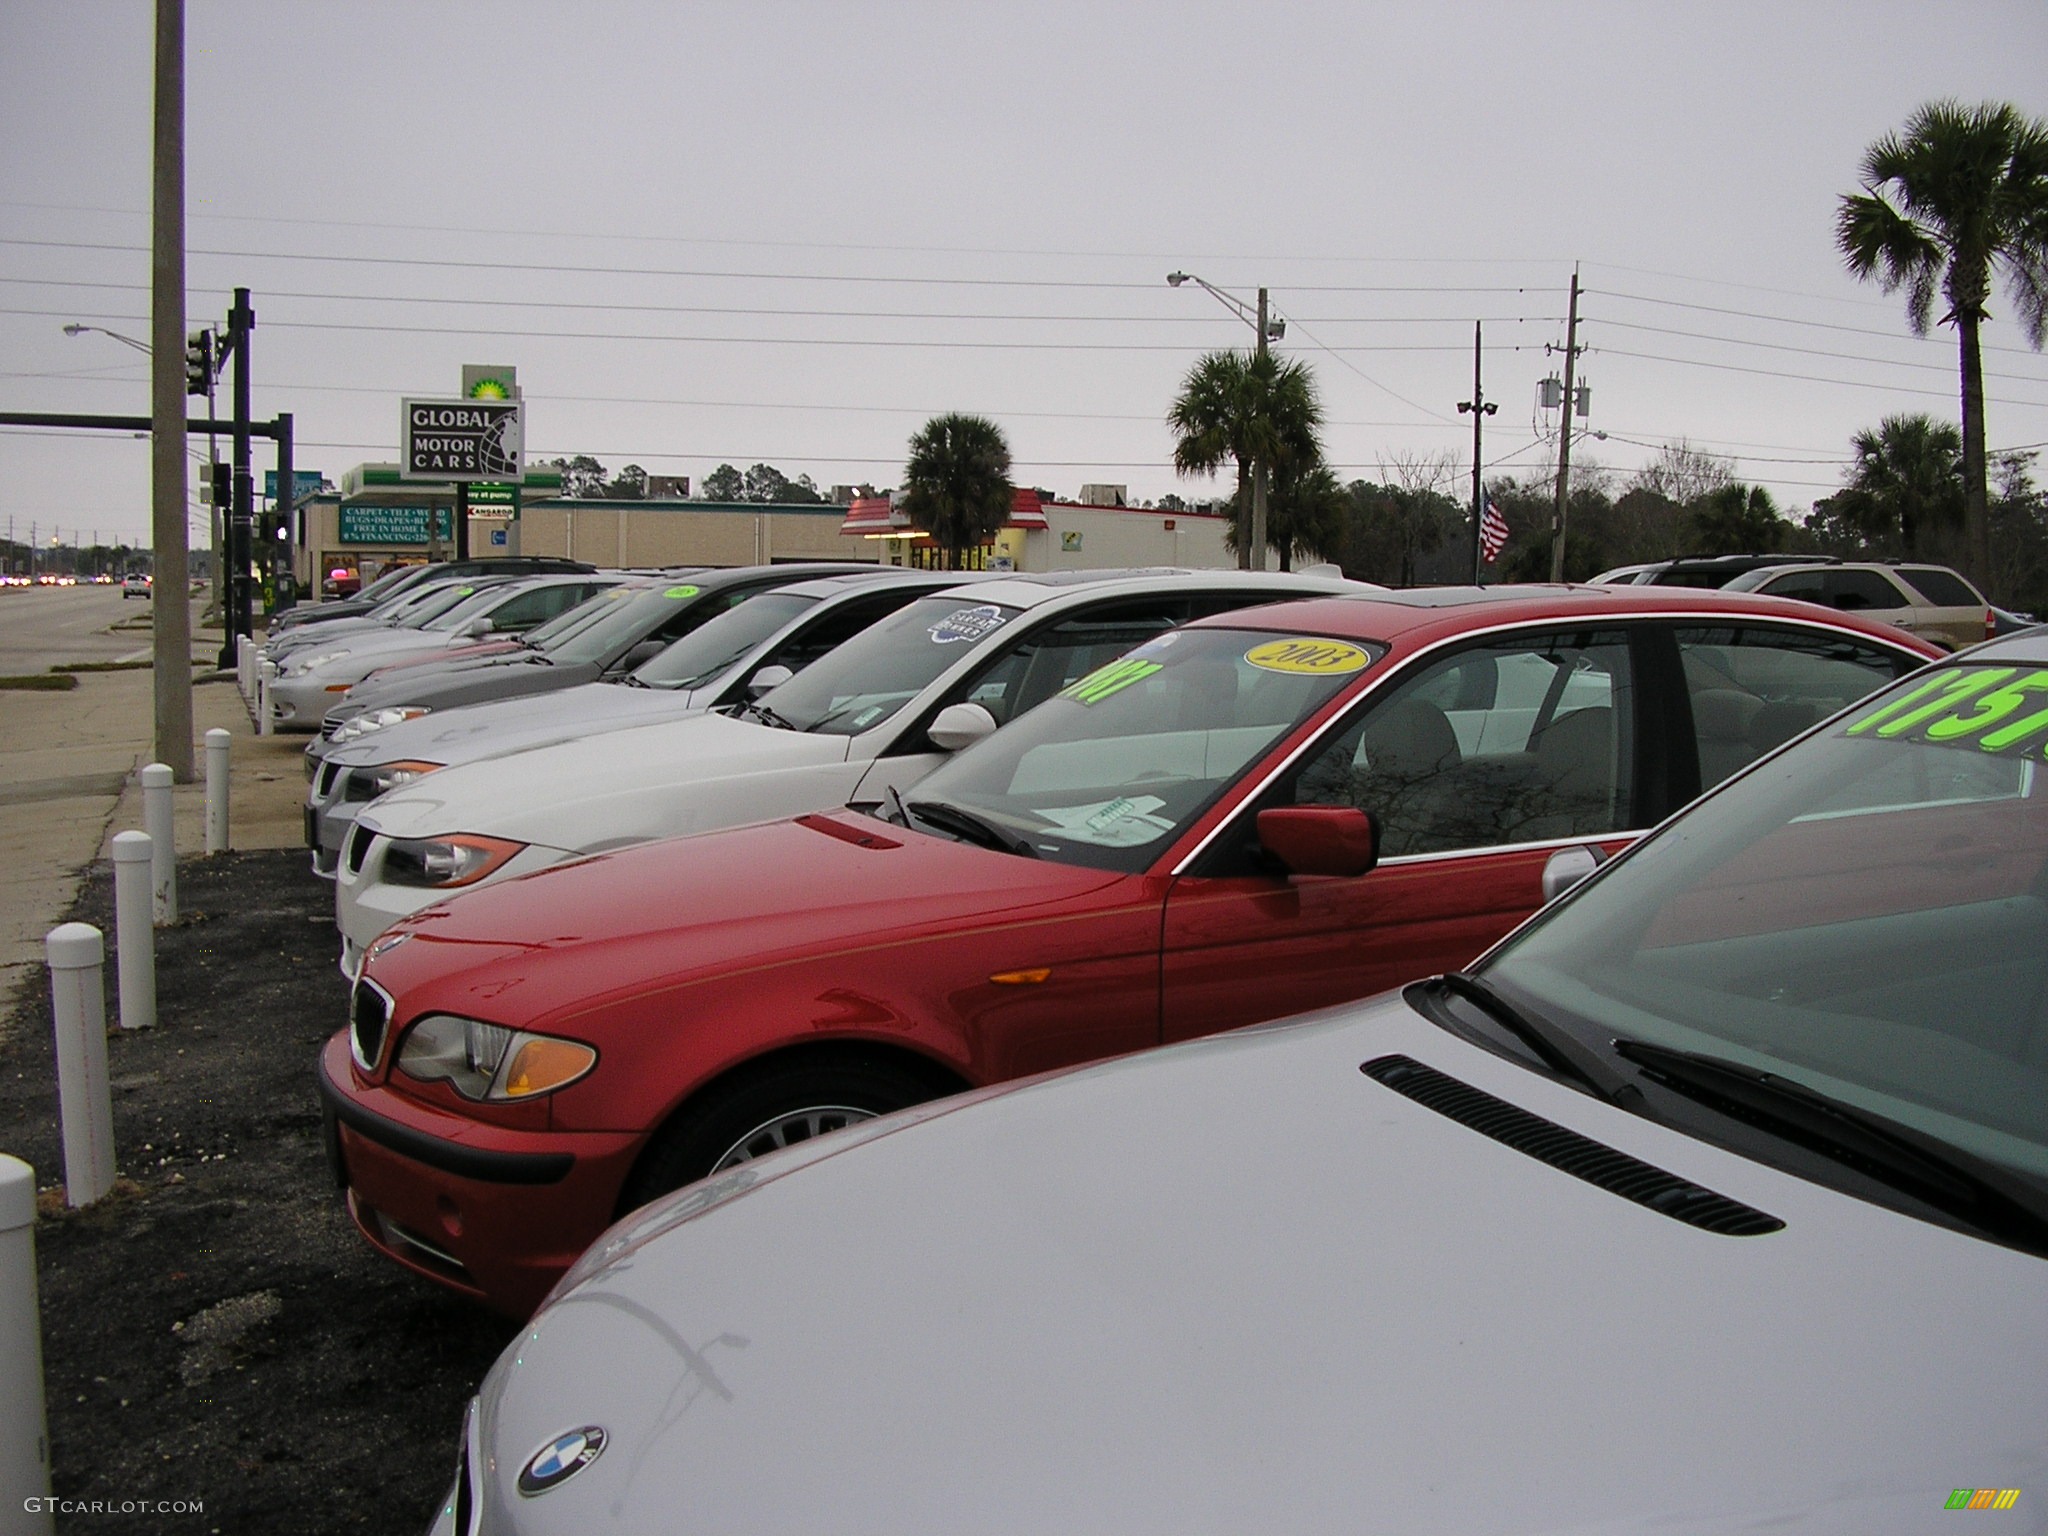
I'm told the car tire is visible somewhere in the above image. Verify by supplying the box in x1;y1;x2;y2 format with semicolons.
618;1051;949;1213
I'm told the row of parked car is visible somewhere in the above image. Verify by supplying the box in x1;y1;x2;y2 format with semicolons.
264;558;2046;1531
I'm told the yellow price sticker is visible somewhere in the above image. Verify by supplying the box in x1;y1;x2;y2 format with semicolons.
1244;638;1372;676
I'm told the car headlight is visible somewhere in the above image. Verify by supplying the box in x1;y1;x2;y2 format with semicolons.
380;832;525;888
335;706;431;742
357;760;443;796
288;649;350;674
394;1014;597;1102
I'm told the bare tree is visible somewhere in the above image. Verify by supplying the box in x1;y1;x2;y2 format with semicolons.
1627;440;1736;505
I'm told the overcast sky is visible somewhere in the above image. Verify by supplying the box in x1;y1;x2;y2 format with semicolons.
3;0;2045;550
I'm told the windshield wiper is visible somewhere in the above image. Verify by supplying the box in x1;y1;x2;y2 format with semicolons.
878;783;910;828
904;799;1037;858
1436;972;1645;1109
1613;1040;2048;1256
740;699;796;730
611;673;649;688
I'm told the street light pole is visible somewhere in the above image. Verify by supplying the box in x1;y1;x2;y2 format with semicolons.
1167;271;1286;571
1457;322;1498;585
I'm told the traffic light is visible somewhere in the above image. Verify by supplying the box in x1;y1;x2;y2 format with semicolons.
184;329;214;397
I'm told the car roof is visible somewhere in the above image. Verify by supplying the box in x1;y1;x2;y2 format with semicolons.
1956;627;2048;664
928;568;1362;612
771;568;968;601
1177;582;1947;653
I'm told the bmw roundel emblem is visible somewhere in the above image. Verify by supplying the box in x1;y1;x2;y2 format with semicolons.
518;1426;606;1496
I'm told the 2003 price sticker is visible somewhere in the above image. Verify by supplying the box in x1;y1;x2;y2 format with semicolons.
1845;665;2048;754
1244;638;1372;676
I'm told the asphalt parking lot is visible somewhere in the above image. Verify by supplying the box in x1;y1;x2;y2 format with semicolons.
4;847;513;1534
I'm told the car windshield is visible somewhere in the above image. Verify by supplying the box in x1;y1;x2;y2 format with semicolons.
526;583;645;647
1485;660;2048;1188
389;583;493;628
901;625;1381;872
419;583;520;631
543;581;717;665
632;592;818;689
753;594;1022;735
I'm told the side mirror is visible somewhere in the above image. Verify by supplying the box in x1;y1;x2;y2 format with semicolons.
1256;806;1379;878
1540;843;1608;903
458;616;492;639
747;664;794;699
928;701;999;753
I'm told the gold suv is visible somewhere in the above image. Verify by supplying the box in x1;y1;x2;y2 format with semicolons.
1722;561;1991;651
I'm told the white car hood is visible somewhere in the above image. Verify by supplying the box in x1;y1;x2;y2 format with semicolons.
360;709;853;849
323;680;709;772
475;996;2048;1534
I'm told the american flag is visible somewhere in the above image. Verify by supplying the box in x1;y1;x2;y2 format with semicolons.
1479;500;1509;562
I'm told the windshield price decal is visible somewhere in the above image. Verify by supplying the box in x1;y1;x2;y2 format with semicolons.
929;605;1007;645
1245;638;1371;676
663;585;700;600
1845;665;2048;753
1061;658;1161;705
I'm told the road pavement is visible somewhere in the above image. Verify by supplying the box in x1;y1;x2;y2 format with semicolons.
0;587;309;1024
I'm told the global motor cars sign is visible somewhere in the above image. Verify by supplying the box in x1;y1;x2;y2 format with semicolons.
401;397;524;481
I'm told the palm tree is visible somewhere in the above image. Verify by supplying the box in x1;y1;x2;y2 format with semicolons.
1167;350;1324;568
1689;483;1791;557
1831;413;1966;556
1837;100;2048;594
901;414;1013;569
1259;462;1351;572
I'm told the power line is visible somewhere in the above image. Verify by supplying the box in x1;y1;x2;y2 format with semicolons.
1591;345;2048;408
1593;317;2046;383
1593;286;2047;358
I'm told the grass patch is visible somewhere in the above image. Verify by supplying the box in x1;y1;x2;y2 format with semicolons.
0;673;79;691
53;660;155;674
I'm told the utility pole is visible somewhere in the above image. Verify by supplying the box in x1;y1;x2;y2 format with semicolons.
1548;269;1583;584
1458;322;1498;585
150;0;194;778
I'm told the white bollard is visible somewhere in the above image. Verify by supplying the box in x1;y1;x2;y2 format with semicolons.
236;634;254;698
140;762;177;925
110;832;156;1032
257;659;277;738
46;925;114;1208
204;727;231;854
0;1155;55;1534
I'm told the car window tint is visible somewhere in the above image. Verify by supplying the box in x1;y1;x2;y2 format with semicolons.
1677;625;1922;789
1759;570;1829;604
761;589;929;675
1899;566;1981;607
1823;569;1907;611
1287;630;1635;857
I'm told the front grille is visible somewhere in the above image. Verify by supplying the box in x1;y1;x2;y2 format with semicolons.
343;770;381;804
1361;1054;1786;1237
349;977;393;1072
345;824;374;875
319;714;345;740
317;761;343;797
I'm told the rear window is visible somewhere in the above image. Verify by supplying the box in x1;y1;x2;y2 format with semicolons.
1899;566;1983;608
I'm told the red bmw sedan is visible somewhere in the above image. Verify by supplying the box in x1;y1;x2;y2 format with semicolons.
320;586;1938;1315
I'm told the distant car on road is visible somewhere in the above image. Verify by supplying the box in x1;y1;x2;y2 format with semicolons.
121;573;151;599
